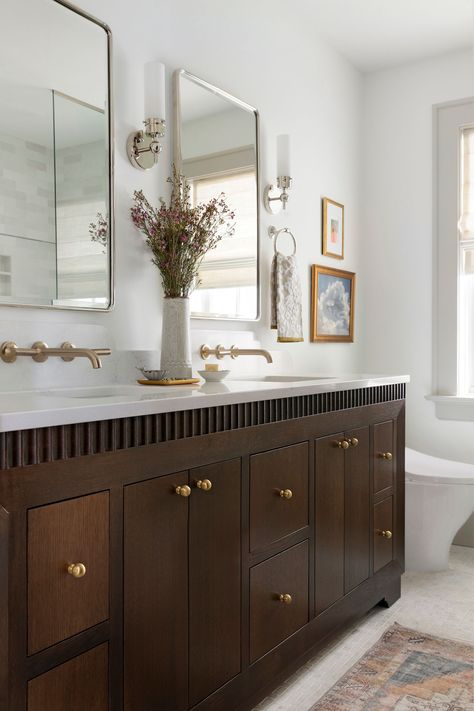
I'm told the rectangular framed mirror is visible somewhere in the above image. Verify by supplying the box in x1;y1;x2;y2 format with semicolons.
174;70;260;321
0;0;113;310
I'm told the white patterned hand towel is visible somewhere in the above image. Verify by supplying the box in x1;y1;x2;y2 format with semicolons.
271;252;304;342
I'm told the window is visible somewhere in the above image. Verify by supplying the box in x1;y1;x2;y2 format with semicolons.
430;99;474;419
459;126;474;394
189;169;258;319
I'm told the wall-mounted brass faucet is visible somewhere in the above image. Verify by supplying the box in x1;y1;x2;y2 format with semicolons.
0;341;111;370
200;344;273;364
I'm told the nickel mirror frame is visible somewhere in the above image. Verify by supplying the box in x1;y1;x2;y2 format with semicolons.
0;0;115;312
173;69;261;321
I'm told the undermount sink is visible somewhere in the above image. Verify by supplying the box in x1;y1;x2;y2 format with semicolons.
231;375;334;383
40;385;143;399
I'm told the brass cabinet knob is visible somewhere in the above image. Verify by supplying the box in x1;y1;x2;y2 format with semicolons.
279;593;292;605
196;479;212;492
67;563;86;578
175;484;191;497
338;439;350;450
279;489;293;499
381;452;393;461
377;529;392;539
349;437;359;447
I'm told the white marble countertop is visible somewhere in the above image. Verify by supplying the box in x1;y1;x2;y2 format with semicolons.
0;374;409;433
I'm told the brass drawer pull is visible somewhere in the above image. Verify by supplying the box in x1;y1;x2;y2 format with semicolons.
67;563;86;579
380;452;393;461
279;593;292;605
175;484;191;497
377;529;392;539
196;479;212;492
279;489;293;500
349;437;359;447
338;439;350;450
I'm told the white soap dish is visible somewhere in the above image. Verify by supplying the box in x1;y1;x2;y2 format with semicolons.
198;369;230;383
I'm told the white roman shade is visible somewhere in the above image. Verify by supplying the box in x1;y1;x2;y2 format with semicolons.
191;170;257;290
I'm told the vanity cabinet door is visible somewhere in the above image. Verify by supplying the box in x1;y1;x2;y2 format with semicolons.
124;472;189;711
28;644;109;711
250;541;309;663
374;496;394;572
373;421;394;493
315;428;371;613
315;433;345;614
250;442;309;553
189;459;241;707
28;492;109;655
344;427;370;593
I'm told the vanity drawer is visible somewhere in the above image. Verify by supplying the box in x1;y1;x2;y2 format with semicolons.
28;492;109;655
250;540;309;662
373;496;393;572
373;421;394;493
28;644;109;711
250;442;309;552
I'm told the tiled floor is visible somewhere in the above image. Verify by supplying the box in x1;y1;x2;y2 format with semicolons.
254;546;474;711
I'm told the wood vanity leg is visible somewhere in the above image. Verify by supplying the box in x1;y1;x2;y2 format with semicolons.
378;576;401;608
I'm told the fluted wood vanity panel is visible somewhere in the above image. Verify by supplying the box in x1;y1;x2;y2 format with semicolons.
0;383;406;470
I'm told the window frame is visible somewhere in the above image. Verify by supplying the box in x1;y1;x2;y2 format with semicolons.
429;98;474;420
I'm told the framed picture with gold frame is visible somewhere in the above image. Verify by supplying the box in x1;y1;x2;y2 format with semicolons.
311;265;355;342
322;197;344;259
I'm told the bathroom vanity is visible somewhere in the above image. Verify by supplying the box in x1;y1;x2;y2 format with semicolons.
0;375;407;711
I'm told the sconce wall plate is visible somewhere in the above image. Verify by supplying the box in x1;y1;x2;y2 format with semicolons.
127;118;166;171
264;175;292;214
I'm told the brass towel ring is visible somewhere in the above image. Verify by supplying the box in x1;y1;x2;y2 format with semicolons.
268;225;297;256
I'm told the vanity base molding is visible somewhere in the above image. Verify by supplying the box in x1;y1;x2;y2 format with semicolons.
0;390;405;711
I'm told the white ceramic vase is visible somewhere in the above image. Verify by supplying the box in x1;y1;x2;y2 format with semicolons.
160;297;192;380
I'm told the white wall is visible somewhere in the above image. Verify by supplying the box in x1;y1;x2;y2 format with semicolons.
360;48;473;465
0;0;364;394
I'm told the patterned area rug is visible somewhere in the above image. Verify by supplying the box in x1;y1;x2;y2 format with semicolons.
310;623;474;710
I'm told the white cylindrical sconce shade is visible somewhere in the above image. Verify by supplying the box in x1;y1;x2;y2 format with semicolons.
277;134;291;176
144;61;166;119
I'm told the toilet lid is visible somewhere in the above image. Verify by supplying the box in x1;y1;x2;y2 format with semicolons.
405;447;474;485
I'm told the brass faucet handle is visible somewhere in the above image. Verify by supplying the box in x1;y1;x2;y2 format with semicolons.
31;341;49;363
59;341;75;362
1;341;18;363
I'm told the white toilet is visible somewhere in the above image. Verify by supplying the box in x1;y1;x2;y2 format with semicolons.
405;447;474;572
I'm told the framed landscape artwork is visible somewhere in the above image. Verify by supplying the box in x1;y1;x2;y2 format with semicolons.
311;265;355;342
322;197;344;259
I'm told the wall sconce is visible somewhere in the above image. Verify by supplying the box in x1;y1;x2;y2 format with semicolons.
127;61;166;170
264;135;292;214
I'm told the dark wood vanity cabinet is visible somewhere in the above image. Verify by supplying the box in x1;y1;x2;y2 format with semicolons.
124;460;242;710
0;387;405;711
315;425;371;615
